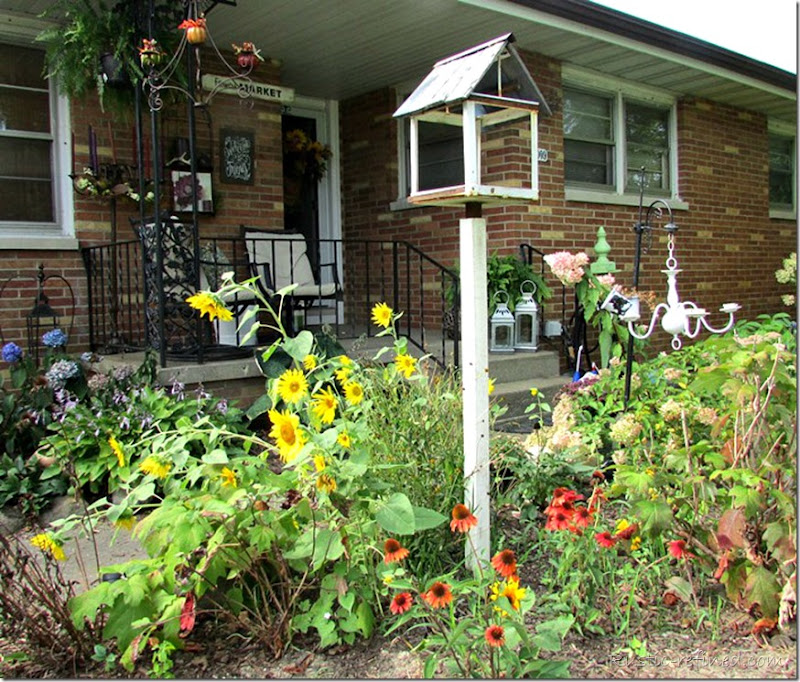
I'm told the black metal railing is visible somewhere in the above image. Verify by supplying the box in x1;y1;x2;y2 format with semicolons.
82;235;460;368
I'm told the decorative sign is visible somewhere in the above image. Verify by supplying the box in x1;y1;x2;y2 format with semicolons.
538;149;549;163
172;170;214;213
220;129;255;185
200;75;295;103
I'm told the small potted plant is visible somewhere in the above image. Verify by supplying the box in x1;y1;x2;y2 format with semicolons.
138;38;166;70
179;16;208;45
232;41;264;70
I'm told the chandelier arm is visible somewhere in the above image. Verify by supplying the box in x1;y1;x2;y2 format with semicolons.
683;313;704;338
699;314;737;335
627;302;669;339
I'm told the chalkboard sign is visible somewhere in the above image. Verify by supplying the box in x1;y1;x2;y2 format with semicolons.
220;129;254;185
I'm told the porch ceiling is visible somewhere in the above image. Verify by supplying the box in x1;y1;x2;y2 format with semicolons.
4;0;796;122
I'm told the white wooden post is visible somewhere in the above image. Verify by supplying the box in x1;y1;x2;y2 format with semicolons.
460;214;491;571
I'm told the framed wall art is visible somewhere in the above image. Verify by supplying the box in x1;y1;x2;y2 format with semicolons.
220;128;255;185
171;170;214;213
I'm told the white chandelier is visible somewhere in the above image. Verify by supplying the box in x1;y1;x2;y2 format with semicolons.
602;226;740;350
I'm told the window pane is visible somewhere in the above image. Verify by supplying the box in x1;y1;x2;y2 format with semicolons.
565;140;613;185
0;88;51;133
625;102;669;191
563;90;613;140
0;179;53;221
769;133;794;208
0;137;52;178
0;45;46;88
418;121;464;191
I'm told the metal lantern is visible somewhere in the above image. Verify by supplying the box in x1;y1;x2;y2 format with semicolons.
514;280;539;351
489;291;515;352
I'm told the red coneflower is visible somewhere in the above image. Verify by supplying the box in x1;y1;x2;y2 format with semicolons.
450;504;478;533
390;592;413;615
544;508;574;531
383;538;409;564
572;505;594;529
484;624;506;648
544;498;575;516
595;531;617;548
667;539;695;560
490;549;518;577
422;581;453;609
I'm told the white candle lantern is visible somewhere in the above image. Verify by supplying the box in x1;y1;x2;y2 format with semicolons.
490;291;515;352
514;279;539;351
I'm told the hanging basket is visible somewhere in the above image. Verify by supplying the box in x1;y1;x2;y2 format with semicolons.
99;53;130;88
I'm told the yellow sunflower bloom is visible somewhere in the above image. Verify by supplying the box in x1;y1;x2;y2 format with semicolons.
139;456;171;479
109;436;125;467
303;354;318;370
30;533;66;561
220;466;237;488
276;368;309;404
314;454;327;472
317;473;337;494
488;378;495;395
334;355;353;383
490;575;526;611
268;409;307;463
395;353;417;379
337;431;351;448
186;292;233;322
311;386;338;424
344;380;364;406
371;302;393;329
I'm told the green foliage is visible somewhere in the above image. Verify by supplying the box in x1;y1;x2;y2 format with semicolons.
36;0;183;114
544;314;797;623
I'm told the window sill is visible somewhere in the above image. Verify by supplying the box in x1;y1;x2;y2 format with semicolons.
565;188;689;211
0;236;81;251
769;209;796;221
389;197;420;211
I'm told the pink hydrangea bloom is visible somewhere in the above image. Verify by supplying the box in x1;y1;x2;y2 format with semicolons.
544;251;590;286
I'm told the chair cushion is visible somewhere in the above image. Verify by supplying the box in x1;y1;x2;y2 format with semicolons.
244;231;317;291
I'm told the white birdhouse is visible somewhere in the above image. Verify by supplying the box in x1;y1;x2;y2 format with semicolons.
393;33;550;208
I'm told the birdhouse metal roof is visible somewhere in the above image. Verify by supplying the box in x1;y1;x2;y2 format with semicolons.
393;33;551;119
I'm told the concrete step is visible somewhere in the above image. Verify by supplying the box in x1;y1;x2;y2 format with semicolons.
487;349;560;383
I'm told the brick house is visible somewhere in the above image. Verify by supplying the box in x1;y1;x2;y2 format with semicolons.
0;0;795;375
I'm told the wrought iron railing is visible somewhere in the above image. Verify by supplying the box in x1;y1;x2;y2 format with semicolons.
82;235;460;368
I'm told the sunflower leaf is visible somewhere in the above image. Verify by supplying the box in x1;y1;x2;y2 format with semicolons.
375;493;415;535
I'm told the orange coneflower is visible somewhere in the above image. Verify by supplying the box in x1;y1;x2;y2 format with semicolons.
595;531;617;548
383;538;409;564
667;539;695;560
491;549;517;578
450;504;478;533
390;592;413;615
572;505;594;530
544;508;573;531
551;487;584;505
422;581;452;609
484;624;505;648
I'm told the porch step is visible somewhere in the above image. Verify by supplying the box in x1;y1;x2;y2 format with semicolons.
487;349;560;383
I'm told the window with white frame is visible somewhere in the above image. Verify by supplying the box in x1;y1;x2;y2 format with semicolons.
768;129;795;213
0;40;71;238
563;83;673;196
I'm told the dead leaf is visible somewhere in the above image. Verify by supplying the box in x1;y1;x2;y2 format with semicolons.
179;591;196;637
282;652;314;676
752;617;777;636
717;508;746;549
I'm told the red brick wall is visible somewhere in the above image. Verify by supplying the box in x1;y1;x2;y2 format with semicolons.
339;50;795;354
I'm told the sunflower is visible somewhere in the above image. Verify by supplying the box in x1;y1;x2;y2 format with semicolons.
302;354;317;370
316;473;337;494
276;368;309;404
139;456;171;479
343;380;364;406
390;592;413;615
220;466;237;488
334;355;352;383
313;454;327;471
186;292;233;322
108;436;125;467
450;503;478;533
484;624;505;648
337;430;351;448
422;581;452;609
371;302;393;329
30;533;66;561
488;377;495;395
394;353;417;379
490;549;517;578
383;538;409;564
311;386;338;424
268;409;307;462
498;575;526;611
